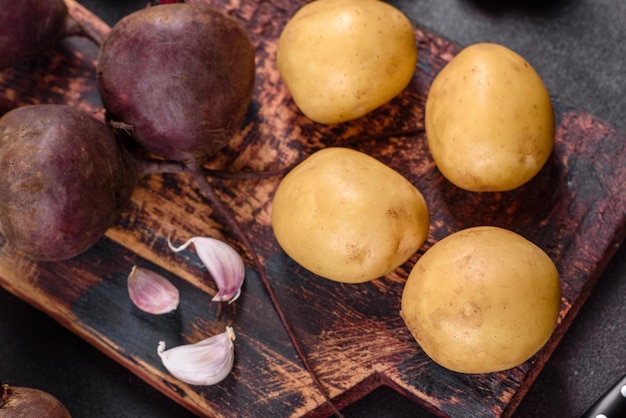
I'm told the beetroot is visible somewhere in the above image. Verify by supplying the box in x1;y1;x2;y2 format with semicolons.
0;105;138;261
0;0;103;71
0;383;71;418
0;0;68;70
96;3;256;166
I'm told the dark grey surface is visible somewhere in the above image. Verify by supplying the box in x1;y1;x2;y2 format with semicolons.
1;0;624;417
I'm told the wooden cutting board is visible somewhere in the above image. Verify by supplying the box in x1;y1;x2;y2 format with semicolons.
1;1;625;417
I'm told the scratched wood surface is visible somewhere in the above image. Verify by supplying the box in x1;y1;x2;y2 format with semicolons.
1;0;626;417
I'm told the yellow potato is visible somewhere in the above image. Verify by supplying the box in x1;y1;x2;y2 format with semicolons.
400;226;561;374
425;43;555;191
277;0;417;124
272;147;429;283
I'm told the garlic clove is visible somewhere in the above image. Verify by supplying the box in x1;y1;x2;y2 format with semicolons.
168;236;245;303
127;265;180;314
157;326;236;386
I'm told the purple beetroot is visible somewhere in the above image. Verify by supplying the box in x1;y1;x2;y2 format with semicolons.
0;104;138;261
0;0;103;71
96;2;256;167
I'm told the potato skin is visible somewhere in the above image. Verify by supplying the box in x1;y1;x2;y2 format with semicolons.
277;0;417;124
400;226;561;374
272;148;429;283
425;43;555;192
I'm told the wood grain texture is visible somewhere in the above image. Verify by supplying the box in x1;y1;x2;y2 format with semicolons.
1;0;625;417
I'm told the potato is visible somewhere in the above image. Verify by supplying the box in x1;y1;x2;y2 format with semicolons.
277;0;417;124
425;43;555;192
400;226;561;374
272;147;429;283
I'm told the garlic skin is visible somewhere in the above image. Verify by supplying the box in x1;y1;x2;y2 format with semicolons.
168;236;245;303
128;266;180;314
157;326;236;386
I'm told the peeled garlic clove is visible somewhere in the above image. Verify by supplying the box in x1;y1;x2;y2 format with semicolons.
168;236;245;303
128;266;179;314
157;326;236;386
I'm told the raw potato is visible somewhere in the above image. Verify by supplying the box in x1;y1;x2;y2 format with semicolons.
425;43;555;192
272;148;429;283
400;226;561;374
277;0;417;124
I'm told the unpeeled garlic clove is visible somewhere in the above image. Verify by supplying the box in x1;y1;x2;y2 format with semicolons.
157;326;236;386
127;265;180;314
168;236;245;303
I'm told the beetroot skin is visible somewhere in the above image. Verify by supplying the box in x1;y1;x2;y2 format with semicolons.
0;105;138;261
0;0;71;70
0;384;71;418
96;3;256;166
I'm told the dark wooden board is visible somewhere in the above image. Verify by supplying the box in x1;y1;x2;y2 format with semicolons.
1;0;626;417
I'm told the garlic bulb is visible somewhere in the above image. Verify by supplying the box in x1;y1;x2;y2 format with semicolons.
127;266;179;314
157;326;236;386
168;236;245;303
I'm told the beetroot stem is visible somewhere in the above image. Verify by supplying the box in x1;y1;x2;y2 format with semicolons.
201;165;293;180
199;128;424;181
133;156;188;176
189;167;344;418
63;15;106;49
